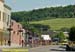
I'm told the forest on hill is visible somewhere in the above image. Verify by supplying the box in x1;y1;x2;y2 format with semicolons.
11;5;75;22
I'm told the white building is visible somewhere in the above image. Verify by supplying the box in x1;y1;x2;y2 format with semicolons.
0;0;11;46
41;35;51;40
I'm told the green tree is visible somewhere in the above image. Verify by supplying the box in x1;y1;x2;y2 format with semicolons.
54;32;66;42
11;5;75;22
60;27;70;32
69;27;75;41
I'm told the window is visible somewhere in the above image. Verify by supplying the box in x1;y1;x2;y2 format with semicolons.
18;25;19;28
0;11;1;21
3;12;6;22
7;15;10;26
11;22;13;26
8;15;10;24
7;21;9;26
17;32;19;35
13;31;15;34
28;37;32;39
22;32;24;36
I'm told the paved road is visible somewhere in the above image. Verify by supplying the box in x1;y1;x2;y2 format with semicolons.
29;45;66;52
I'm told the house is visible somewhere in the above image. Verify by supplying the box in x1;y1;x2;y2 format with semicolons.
41;34;51;45
40;30;54;45
63;32;69;37
10;20;25;47
25;29;40;47
0;0;11;46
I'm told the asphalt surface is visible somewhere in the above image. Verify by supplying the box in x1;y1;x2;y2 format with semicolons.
29;45;66;52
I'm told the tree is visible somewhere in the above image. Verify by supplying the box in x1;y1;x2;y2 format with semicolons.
54;32;66;42
69;27;75;41
60;27;70;32
11;5;75;22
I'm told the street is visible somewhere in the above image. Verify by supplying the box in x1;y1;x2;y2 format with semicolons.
29;45;66;52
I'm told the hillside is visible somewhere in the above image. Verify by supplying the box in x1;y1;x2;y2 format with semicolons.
11;5;75;22
30;18;75;30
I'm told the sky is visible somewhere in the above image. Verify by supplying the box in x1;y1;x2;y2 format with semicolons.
5;0;75;11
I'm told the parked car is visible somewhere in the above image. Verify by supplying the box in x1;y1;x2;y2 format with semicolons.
59;40;68;45
66;41;75;51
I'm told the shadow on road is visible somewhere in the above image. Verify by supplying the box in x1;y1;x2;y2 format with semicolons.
49;45;66;51
59;46;66;49
50;49;65;51
50;46;66;51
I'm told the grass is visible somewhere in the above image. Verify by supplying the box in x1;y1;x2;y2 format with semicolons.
30;18;75;30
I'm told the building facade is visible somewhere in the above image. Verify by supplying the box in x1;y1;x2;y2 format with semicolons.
0;0;11;46
10;20;25;47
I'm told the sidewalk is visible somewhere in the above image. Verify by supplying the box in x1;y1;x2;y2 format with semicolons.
0;45;22;48
0;45;28;52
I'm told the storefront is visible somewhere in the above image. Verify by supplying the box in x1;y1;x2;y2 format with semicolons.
0;0;11;46
0;29;3;45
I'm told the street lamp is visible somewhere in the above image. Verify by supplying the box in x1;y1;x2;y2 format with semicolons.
7;25;13;46
26;18;29;44
25;30;30;45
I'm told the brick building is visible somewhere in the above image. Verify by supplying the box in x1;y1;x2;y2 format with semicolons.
10;20;25;47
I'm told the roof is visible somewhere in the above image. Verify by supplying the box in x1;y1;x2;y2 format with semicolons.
0;0;4;3
63;32;69;34
41;30;56;35
4;4;11;10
